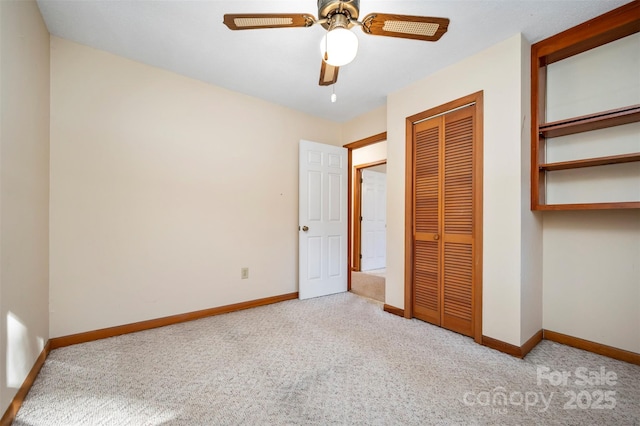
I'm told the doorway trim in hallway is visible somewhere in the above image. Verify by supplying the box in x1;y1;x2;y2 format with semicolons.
344;132;387;291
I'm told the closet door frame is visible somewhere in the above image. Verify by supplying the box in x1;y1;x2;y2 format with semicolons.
404;91;484;343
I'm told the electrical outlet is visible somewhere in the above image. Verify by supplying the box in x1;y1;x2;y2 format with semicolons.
241;267;249;279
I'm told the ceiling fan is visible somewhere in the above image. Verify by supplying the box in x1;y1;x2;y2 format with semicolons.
223;0;449;87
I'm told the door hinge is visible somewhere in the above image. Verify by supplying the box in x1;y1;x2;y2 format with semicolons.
361;178;363;183
360;216;363;221
359;254;362;259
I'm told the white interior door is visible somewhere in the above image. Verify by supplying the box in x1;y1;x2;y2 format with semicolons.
360;169;386;271
299;140;347;300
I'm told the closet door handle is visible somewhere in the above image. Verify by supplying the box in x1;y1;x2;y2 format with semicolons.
433;234;440;241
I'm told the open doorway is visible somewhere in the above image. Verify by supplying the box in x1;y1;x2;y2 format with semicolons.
344;134;387;303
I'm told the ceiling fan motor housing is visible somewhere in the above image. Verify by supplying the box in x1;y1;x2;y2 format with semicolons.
318;0;360;29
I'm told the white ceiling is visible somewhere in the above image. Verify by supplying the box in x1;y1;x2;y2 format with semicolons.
36;0;631;123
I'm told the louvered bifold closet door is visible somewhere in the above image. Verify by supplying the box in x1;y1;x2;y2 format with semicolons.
412;117;442;326
441;105;475;337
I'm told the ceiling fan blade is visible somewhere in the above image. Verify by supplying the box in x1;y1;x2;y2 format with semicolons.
223;13;316;30
319;61;339;86
361;13;449;42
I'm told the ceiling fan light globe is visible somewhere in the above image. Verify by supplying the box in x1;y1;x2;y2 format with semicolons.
320;28;358;67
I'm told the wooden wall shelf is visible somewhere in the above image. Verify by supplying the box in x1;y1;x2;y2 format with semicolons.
539;153;640;171
539;105;640;138
536;202;640;211
531;2;640;211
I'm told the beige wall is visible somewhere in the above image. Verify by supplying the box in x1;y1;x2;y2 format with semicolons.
519;35;544;345
543;211;640;353
341;105;386;145
49;37;341;338
0;0;50;412
352;142;387;168
385;34;541;346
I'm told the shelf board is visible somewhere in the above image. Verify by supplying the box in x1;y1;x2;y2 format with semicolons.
539;104;640;138
540;152;640;171
534;201;640;211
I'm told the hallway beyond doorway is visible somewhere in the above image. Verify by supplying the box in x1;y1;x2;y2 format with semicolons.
350;270;385;302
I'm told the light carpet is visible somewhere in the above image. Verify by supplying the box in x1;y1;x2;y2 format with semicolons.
14;293;640;425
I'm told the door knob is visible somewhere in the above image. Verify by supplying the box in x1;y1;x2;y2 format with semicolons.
433;234;440;240
302;226;309;232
